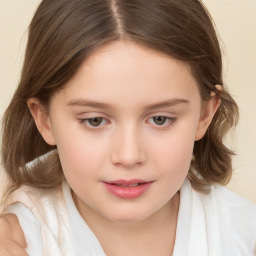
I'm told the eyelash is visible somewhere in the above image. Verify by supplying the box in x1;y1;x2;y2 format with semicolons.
78;115;177;130
78;117;109;130
146;116;176;129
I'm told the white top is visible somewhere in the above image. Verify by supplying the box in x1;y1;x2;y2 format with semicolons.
6;179;256;256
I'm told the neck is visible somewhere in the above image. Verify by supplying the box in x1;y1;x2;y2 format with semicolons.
73;192;180;256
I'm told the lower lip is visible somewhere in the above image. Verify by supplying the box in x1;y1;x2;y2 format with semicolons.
103;182;153;199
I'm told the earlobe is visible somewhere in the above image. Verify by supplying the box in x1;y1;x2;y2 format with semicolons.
195;96;221;141
27;98;56;146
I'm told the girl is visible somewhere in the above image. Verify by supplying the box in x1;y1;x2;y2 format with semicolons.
1;0;256;255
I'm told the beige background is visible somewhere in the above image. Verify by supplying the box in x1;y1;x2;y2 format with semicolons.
0;0;256;203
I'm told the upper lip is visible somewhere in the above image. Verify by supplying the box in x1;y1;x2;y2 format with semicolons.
104;179;152;185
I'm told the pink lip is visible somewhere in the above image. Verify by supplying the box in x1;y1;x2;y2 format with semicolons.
103;179;153;199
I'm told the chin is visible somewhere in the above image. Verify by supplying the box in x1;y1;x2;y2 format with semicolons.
104;208;153;224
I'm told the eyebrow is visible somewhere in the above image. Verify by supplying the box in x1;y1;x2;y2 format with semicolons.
67;98;189;109
145;98;190;110
67;99;110;109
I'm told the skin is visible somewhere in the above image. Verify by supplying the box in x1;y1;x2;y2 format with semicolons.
1;41;219;255
0;214;28;256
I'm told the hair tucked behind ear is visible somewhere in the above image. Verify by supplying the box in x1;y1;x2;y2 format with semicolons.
1;0;239;196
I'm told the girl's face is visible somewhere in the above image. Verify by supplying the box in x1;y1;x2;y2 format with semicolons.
30;41;218;224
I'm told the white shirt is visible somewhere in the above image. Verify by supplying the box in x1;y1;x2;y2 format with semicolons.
7;179;256;256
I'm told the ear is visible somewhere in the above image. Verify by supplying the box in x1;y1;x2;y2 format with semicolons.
27;98;56;146
195;96;221;141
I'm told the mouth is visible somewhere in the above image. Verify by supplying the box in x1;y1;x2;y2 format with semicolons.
112;183;143;187
103;179;153;199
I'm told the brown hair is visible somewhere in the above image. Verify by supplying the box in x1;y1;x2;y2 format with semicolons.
1;0;238;196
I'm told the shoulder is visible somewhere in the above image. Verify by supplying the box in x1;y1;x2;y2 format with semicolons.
199;184;256;254
8;183;68;224
9;184;64;213
6;184;65;229
179;180;256;255
6;203;42;256
6;183;76;255
211;184;256;225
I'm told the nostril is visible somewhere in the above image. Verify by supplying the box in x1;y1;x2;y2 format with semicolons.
111;152;145;168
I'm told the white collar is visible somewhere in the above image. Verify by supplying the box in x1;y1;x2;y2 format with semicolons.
62;180;192;256
63;182;106;255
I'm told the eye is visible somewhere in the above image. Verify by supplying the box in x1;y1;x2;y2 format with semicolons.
147;116;176;127
153;116;167;125
79;117;108;128
87;117;104;127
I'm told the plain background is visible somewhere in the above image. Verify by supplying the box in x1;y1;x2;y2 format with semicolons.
0;0;256;203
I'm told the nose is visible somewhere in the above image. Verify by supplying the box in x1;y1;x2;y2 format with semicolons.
110;125;146;168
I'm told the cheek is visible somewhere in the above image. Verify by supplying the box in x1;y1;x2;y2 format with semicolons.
152;134;195;201
157;138;194;173
151;124;197;178
58;137;105;175
51;118;108;180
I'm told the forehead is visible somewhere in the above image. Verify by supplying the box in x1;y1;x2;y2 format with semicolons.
56;41;201;107
77;41;192;80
